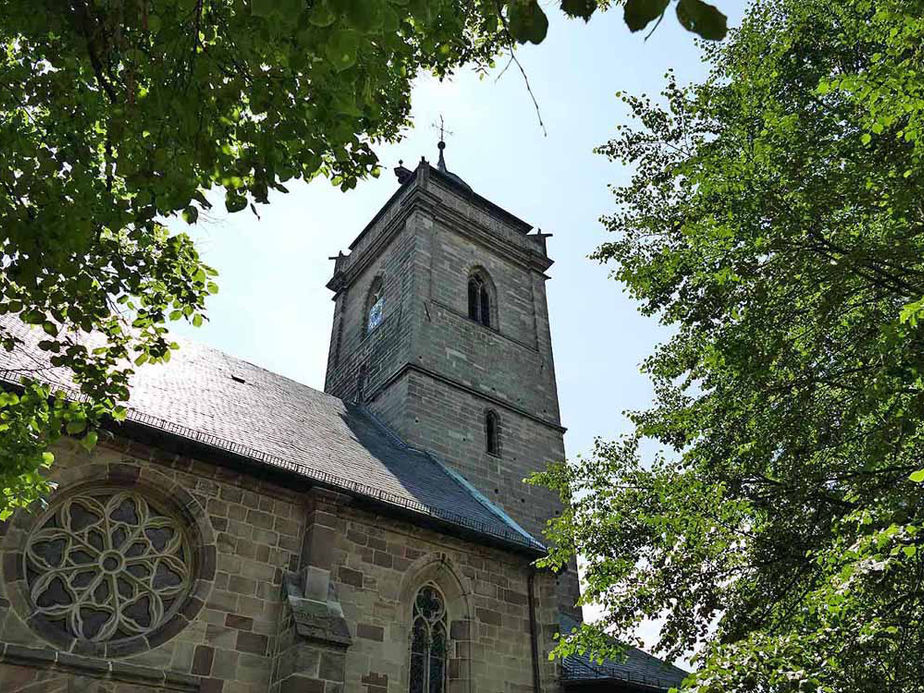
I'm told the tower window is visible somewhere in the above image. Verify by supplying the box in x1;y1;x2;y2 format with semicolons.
467;271;492;328
485;410;500;456
409;584;448;693
366;276;385;335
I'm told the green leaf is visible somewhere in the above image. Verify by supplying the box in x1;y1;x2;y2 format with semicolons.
909;469;924;483
182;206;199;224
624;0;669;32
21;309;44;325
507;0;549;45
309;0;337;26
66;419;87;435
225;191;248;213
561;0;596;22
80;430;98;451
675;0;727;40
251;0;274;18
341;0;382;32
325;29;360;71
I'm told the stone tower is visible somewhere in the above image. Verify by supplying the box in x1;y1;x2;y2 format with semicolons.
325;150;580;613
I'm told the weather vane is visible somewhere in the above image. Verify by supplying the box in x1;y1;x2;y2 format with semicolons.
432;115;454;144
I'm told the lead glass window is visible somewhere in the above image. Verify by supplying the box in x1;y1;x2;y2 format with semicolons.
409;584;448;693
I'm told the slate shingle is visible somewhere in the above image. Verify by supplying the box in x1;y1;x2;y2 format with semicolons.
559;614;688;691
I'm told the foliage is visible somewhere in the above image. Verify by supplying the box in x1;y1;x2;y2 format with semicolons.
533;0;924;689
0;0;725;516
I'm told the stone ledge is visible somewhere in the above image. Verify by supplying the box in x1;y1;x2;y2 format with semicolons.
0;641;201;691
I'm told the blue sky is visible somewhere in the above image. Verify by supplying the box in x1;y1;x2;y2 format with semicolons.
168;3;743;655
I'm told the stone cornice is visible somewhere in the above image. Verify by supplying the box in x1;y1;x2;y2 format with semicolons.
328;165;553;296
419;188;554;274
371;363;567;434
427;298;540;354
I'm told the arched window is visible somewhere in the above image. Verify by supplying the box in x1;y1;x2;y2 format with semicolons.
409;584;448;693
366;276;385;334
485;410;500;456
467;272;492;328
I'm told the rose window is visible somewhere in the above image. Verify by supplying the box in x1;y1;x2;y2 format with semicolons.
24;489;192;643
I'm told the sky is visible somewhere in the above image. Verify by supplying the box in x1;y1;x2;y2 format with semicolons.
167;2;744;659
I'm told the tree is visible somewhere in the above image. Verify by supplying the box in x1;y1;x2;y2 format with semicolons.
533;0;924;689
0;0;725;516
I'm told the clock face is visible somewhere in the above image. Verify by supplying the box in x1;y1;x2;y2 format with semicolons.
368;296;385;333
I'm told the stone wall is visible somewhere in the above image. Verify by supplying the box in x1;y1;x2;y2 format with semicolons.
0;436;564;693
325;217;418;406
309;492;562;693
0;437;303;693
382;370;581;617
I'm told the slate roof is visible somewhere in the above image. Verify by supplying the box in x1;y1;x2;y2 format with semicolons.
560;614;689;692
0;316;542;553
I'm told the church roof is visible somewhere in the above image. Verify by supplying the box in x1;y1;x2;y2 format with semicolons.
0;317;543;555
559;614;689;692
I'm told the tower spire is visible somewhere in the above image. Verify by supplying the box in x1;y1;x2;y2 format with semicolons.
437;140;447;172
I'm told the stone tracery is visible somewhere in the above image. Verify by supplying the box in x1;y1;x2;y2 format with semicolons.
24;489;191;643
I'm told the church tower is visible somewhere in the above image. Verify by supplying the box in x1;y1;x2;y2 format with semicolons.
325;146;579;613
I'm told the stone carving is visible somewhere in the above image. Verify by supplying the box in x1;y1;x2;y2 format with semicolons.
24;489;191;643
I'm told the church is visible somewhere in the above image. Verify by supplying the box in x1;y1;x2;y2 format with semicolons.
0;147;687;692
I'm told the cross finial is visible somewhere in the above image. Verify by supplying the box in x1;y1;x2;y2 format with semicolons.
433;114;453;144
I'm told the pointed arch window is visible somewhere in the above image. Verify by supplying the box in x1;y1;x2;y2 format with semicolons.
409;584;448;693
485;410;500;456
366;276;385;335
467;272;492;328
